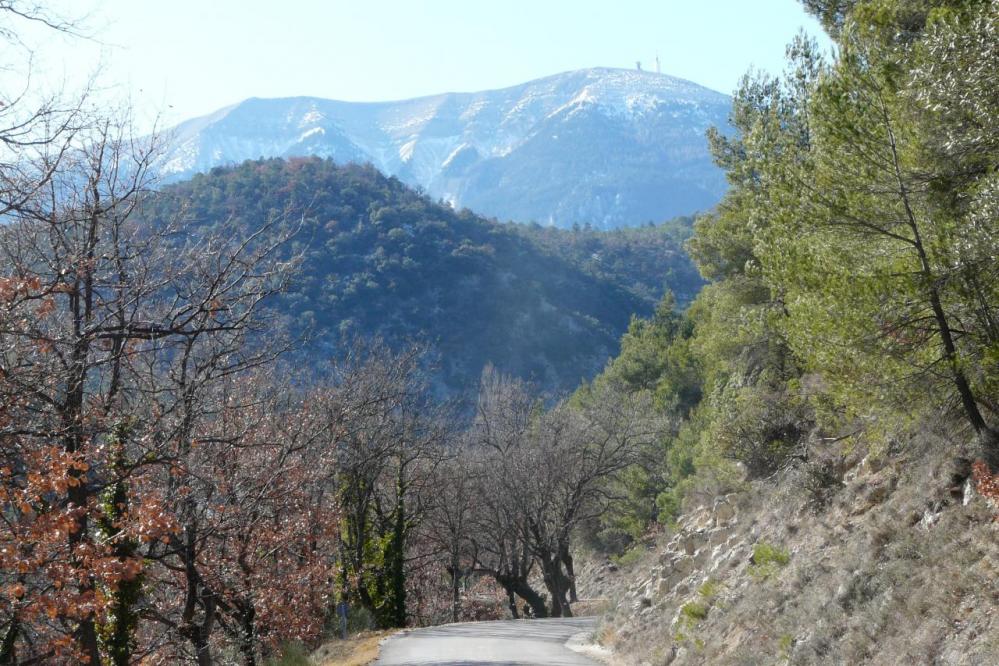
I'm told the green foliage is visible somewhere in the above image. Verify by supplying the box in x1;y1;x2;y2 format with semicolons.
586;0;999;555
610;544;646;569
756;0;999;448
516;218;704;306
750;542;791;580
675;601;710;649
779;633;795;661
674;579;723;648
143;159;702;396
576;293;704;548
344;605;376;635
596;292;701;412
338;494;408;629
681;601;709;622
708;379;808;478
697;578;723;600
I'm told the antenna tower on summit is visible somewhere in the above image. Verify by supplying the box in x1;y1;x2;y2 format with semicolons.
655;53;661;74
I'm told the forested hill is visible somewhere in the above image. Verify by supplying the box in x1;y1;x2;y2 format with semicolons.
142;157;702;395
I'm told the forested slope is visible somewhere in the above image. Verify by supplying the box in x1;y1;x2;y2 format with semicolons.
142;158;702;396
573;0;999;662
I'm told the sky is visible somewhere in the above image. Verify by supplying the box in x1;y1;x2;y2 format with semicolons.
18;0;831;131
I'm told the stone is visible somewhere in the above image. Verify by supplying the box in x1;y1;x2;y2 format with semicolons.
681;531;707;555
709;528;730;548
672;556;695;577
689;508;714;531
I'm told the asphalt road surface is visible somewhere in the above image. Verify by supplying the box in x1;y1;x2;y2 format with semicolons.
374;616;601;666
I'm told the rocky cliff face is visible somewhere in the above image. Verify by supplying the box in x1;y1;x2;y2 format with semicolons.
586;428;999;665
159;68;731;229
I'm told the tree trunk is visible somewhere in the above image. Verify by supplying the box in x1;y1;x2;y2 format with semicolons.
496;575;547;619
539;555;571;618
447;559;462;623
0;618;18;664
502;584;519;619
560;546;578;603
512;578;548;619
881;92;995;459
181;526;215;666
238;605;257;666
387;470;407;628
191;627;214;666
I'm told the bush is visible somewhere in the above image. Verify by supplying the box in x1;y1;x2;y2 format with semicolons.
674;577;723;650
330;604;376;636
750;541;790;579
612;544;646;568
697;578;722;599
713;383;808;479
264;643;311;666
681;600;709;622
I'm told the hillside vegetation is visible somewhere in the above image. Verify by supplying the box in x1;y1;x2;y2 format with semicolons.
142;158;701;396
572;0;999;662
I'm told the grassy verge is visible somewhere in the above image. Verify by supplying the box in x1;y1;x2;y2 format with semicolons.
310;630;397;666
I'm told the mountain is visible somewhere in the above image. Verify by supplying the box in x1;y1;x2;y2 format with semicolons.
141;158;703;396
159;68;731;229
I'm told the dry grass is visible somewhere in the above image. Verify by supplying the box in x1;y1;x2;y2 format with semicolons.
310;630;397;666
596;425;999;665
573;598;613;616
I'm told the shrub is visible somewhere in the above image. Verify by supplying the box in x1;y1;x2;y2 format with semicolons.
345;605;376;635
779;633;795;661
697;578;722;599
712;382;809;479
801;457;845;512
612;544;646;568
750;541;790;579
264;643;311;666
681;600;709;622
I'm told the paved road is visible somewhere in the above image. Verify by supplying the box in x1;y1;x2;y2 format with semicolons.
374;616;600;665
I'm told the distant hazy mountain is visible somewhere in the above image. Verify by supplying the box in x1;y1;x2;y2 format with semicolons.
159;68;731;229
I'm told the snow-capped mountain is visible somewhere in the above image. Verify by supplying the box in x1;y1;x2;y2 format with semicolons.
160;68;731;229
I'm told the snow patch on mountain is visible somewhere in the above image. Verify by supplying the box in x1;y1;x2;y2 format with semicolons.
157;68;733;228
398;139;417;163
299;127;325;141
298;108;324;127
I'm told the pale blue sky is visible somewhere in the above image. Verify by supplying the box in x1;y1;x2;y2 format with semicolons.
23;1;830;130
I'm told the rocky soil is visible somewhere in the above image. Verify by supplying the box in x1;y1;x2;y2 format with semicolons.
586;429;999;664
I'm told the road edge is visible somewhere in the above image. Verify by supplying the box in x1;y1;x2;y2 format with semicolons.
566;630;616;665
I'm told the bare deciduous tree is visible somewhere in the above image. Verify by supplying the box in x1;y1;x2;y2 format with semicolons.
0;112;299;664
465;369;664;618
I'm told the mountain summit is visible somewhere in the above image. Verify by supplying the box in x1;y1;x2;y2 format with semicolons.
160;68;731;229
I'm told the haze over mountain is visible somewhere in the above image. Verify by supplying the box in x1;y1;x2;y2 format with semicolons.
159;68;731;229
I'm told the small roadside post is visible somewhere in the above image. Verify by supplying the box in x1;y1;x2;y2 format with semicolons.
336;600;349;640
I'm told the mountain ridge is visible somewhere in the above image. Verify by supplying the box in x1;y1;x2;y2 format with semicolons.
159;68;732;229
